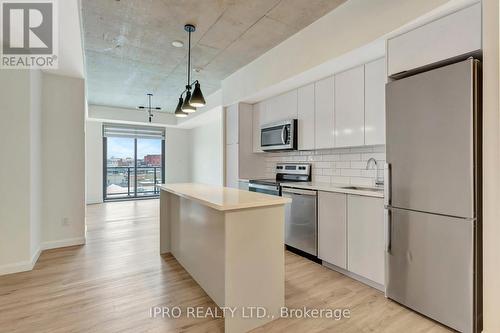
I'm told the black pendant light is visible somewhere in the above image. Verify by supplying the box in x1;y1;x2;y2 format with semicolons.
189;81;206;107
182;90;196;113
174;96;187;117
175;24;206;117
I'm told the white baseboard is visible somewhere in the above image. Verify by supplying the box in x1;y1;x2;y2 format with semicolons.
0;236;86;276
0;247;41;276
41;237;86;250
322;261;385;292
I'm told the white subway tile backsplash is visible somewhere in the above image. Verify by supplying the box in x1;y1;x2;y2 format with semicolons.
332;176;350;184
341;169;362;177
350;161;368;169
361;152;386;161
314;175;331;183
322;168;337;176
350;177;375;186
334;161;350;168
341;153;361;161
264;146;386;185
361;169;377;177
315;161;333;169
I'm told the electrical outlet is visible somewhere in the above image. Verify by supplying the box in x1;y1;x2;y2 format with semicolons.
62;217;70;226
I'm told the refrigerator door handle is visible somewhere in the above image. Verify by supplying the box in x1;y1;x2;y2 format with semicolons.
384;163;391;206
384;208;392;253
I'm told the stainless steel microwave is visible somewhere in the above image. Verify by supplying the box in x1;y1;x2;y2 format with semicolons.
260;119;297;151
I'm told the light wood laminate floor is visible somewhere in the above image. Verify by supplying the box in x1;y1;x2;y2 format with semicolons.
0;199;451;333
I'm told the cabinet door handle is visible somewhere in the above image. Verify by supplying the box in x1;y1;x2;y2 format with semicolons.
384;208;392;253
384;163;391;206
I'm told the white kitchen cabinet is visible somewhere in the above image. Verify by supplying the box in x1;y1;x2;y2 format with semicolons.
225;143;239;188
225;104;239;145
364;58;386;146
347;195;385;285
387;3;481;77
266;90;298;124
252;102;264;153
314;76;335;149
297;83;315;150
335;65;365;148
225;103;266;188
318;191;347;269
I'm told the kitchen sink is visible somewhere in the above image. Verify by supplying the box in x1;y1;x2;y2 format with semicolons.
340;186;384;192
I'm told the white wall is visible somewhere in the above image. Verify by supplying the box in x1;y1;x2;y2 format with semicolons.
0;70;33;273
165;128;192;183
88;104;177;126
42;73;86;249
85;120;103;204
190;107;224;186
0;69;44;274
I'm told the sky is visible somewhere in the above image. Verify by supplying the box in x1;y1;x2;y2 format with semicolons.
107;137;161;159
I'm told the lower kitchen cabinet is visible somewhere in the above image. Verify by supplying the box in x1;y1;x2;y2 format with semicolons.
318;191;347;269
347;195;385;285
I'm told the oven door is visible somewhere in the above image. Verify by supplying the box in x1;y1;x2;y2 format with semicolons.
261;120;295;151
248;183;280;196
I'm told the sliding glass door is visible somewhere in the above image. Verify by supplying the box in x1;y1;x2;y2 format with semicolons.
103;125;165;201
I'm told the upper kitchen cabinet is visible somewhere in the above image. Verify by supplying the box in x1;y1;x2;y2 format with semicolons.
266;90;298;124
252;102;264;153
297;83;315;150
334;65;365;148
387;3;481;77
226;103;239;145
364;58;386;146
225;103;266;188
314;76;335;149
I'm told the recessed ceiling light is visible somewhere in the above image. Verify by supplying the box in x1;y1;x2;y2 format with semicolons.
172;40;184;48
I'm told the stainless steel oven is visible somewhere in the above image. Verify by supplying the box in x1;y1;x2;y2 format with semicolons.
260;119;297;151
248;182;280;196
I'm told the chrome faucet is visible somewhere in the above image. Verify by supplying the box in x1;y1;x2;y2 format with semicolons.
366;158;384;186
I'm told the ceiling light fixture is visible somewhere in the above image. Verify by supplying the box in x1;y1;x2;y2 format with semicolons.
138;93;161;123
171;40;184;48
175;24;206;117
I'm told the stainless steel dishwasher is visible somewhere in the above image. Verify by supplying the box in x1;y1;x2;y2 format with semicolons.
281;187;317;257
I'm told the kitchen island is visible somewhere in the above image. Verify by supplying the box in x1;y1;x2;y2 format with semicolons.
158;183;291;333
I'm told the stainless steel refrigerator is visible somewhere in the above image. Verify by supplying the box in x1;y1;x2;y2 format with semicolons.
385;58;482;333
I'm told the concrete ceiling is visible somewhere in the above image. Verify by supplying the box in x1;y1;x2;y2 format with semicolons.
82;0;346;112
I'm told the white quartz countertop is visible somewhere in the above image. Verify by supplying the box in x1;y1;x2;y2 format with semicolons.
158;183;291;211
282;182;384;198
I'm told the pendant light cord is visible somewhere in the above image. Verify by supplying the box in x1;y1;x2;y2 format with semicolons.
187;29;191;89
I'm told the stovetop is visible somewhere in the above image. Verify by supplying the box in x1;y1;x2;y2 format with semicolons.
249;163;312;187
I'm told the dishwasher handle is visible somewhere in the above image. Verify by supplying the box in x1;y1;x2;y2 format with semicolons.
281;187;317;196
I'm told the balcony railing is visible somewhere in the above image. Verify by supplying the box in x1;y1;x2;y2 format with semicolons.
105;166;163;200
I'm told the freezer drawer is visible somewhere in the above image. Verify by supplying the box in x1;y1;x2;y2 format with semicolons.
386;207;474;333
386;59;478;218
283;188;317;256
